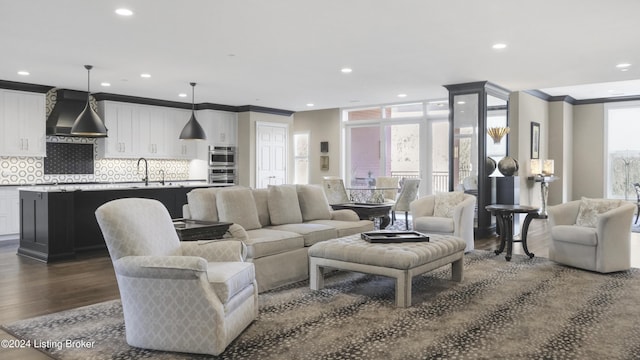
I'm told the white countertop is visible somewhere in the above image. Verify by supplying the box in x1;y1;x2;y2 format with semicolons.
17;181;230;192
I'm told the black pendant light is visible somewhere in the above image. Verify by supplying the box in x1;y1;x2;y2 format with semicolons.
70;65;108;137
179;82;207;140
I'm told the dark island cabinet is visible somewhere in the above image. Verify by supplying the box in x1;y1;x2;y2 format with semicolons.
18;185;216;262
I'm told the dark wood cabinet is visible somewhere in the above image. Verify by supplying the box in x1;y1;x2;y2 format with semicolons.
18;185;215;262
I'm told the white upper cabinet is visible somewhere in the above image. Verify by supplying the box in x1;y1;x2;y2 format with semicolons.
0;89;46;157
198;109;238;147
167;108;198;159
97;101;137;158
97;101;198;159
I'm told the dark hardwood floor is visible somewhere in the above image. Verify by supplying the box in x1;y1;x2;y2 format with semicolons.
0;218;637;359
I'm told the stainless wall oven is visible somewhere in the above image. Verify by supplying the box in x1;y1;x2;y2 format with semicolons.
209;167;236;184
209;146;237;184
209;146;235;167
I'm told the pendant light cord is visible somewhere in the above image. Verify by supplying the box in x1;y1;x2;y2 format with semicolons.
190;82;196;113
85;65;93;104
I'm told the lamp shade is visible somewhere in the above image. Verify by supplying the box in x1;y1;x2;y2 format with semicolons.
530;159;541;175
70;65;108;137
543;159;555;176
179;111;207;140
179;82;207;140
71;103;108;137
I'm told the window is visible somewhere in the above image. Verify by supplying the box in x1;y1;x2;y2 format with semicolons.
605;101;640;199
342;100;448;195
294;132;309;184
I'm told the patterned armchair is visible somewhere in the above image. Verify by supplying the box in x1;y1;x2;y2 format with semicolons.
95;198;258;356
322;178;350;204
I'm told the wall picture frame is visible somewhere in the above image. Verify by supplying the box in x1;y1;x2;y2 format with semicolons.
320;156;329;171
531;122;540;159
320;141;329;153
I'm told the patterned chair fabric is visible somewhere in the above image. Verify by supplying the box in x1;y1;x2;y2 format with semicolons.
410;192;476;252
391;178;421;230
95;198;258;356
322;178;350;204
548;199;635;273
375;176;400;204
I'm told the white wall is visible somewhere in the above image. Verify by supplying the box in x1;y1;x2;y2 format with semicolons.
293;108;341;184
572;103;605;199
548;101;573;204
237;111;294;188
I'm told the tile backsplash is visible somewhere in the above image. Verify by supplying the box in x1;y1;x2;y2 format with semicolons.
0;136;192;185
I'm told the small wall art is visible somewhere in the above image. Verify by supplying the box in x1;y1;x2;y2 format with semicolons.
531;122;540;159
320;156;329;171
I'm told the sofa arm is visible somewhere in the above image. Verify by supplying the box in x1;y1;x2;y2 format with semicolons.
548;201;581;227
181;239;248;262
597;203;635;240
114;256;208;279
330;209;360;221
410;196;435;218
182;204;192;219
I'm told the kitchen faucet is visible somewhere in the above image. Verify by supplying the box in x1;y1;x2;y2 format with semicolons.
137;157;149;186
158;169;165;186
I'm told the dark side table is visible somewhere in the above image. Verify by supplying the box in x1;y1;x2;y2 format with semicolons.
330;203;392;229
172;219;232;241
485;204;539;261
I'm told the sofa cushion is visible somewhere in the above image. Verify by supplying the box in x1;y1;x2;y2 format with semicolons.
297;184;332;221
551;225;598;246
186;187;222;222
206;261;255;305
269;223;337;247
252;188;271;227
268;185;303;225
216;188;262;230
433;191;465;218
576;197;621;228
244;228;304;258
308;219;374;238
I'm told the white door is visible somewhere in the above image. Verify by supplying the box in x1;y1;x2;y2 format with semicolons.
256;122;288;188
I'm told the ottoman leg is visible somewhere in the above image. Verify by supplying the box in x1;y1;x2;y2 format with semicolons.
309;258;325;290
395;273;411;308
452;258;464;282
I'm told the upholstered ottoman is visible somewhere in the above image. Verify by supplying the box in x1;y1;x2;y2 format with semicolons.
308;234;466;307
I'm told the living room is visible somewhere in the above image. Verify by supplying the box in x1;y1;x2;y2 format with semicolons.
1;1;640;359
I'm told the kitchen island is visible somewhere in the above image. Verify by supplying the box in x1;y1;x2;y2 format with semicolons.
18;182;227;262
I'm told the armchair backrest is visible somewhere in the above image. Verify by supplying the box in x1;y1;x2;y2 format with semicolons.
322;178;350;204
375;176;399;201
394;179;421;212
96;198;182;261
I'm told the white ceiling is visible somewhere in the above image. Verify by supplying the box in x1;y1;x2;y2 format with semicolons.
1;0;639;112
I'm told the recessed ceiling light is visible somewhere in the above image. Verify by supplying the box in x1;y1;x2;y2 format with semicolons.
100;82;111;87
17;70;30;76
178;93;187;98
397;94;407;98
616;63;631;68
457;101;466;105
306;103;315;107
341;68;353;74
140;73;151;78
492;43;507;50
115;8;133;16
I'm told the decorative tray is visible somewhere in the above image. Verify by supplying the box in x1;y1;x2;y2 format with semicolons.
361;231;429;243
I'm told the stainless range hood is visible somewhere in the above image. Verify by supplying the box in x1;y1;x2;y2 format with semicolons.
46;89;94;136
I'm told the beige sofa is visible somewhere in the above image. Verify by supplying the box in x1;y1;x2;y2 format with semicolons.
183;184;374;292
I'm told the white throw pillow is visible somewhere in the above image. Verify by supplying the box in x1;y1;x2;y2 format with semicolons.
216;188;262;230
297;184;332;221
268;185;303;225
433;191;465;218
575;197;621;228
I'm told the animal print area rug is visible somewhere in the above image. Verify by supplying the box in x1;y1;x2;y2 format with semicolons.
4;251;640;360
